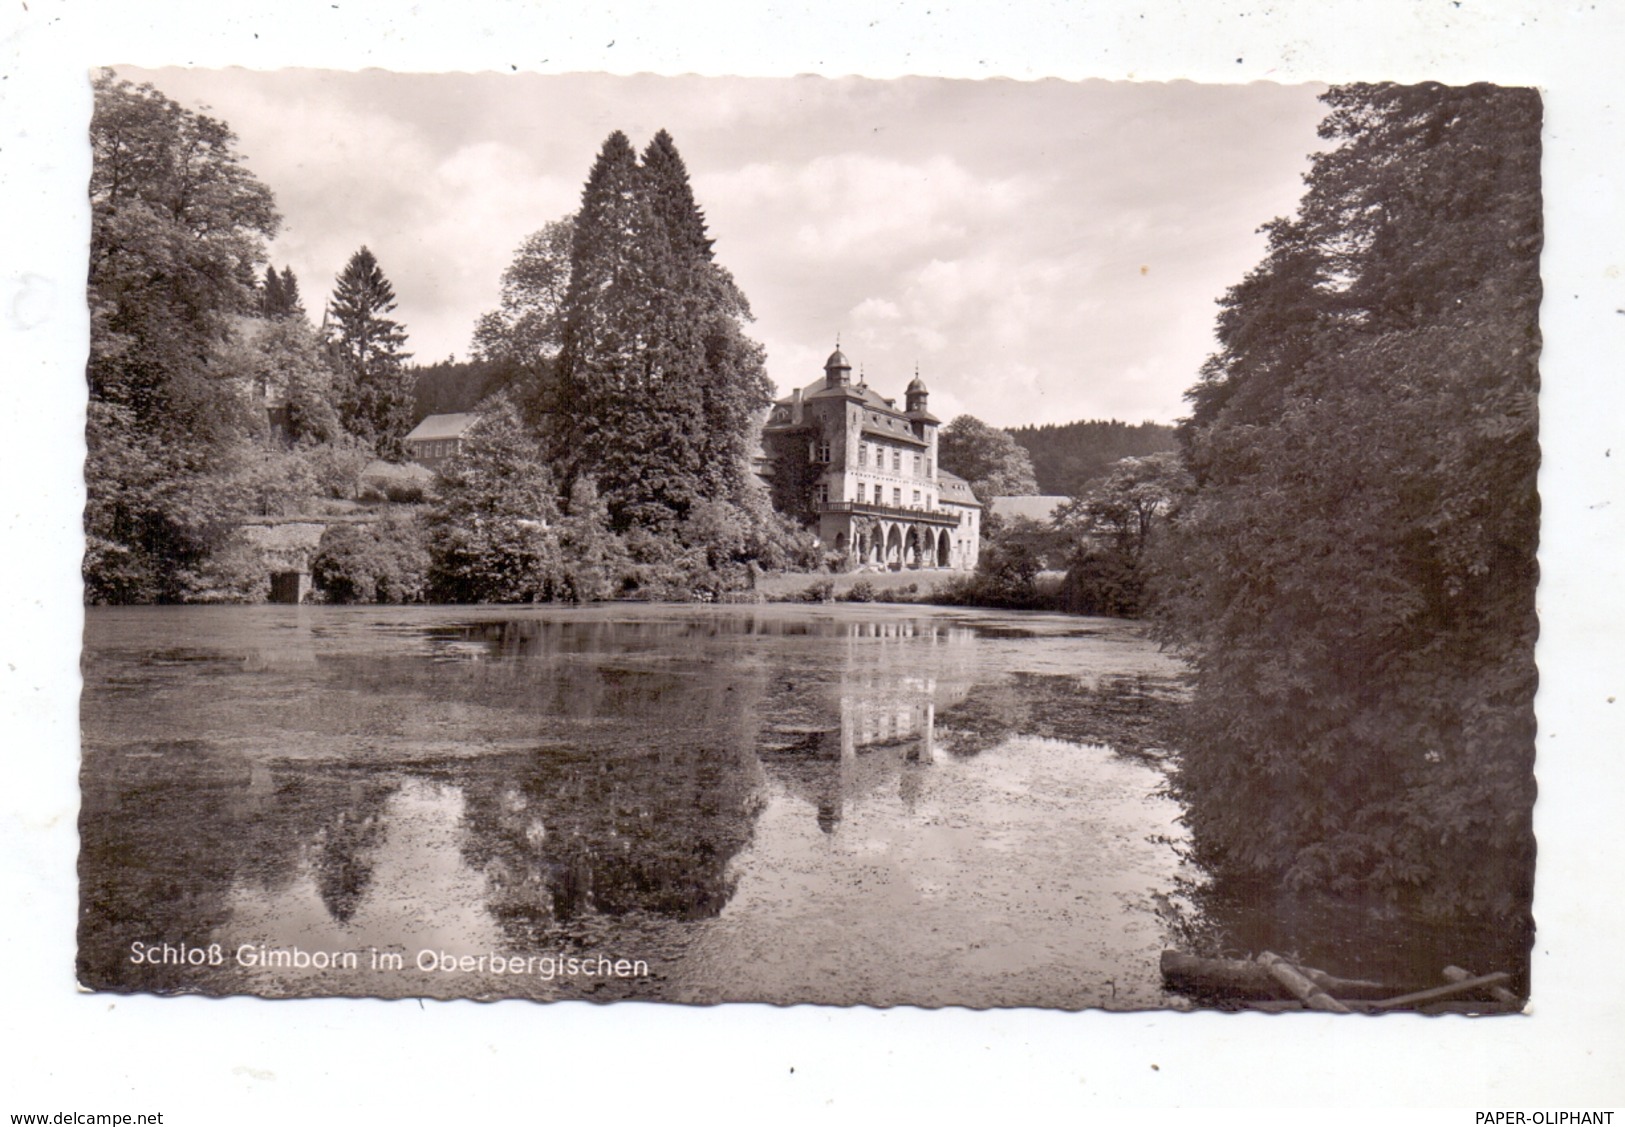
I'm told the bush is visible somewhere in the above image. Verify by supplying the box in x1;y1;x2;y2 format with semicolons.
845;580;876;603
1061;549;1145;617
312;517;429;604
801;579;835;603
186;533;271;604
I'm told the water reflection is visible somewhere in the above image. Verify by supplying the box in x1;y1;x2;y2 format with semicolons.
79;605;1189;1005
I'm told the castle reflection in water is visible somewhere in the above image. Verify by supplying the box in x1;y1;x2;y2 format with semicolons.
756;618;974;834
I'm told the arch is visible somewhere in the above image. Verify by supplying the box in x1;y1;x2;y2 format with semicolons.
834;531;848;553
885;524;903;568
937;529;951;567
904;527;922;569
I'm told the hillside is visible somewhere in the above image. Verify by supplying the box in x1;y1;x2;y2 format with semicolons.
410;357;516;423
1007;419;1178;498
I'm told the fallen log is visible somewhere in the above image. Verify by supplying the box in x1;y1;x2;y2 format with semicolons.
1160;951;1391;1000
1444;965;1523;1008
1258;951;1353;1013
1367;971;1513;1011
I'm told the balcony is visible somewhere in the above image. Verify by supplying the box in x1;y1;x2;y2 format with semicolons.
815;501;960;527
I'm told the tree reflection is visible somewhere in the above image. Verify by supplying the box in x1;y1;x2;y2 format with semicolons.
454;654;769;946
308;777;399;923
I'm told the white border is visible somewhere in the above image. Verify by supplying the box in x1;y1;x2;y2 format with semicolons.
4;0;1622;1116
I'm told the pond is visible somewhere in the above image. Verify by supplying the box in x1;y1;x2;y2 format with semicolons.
79;601;1447;1009
80;603;1196;1007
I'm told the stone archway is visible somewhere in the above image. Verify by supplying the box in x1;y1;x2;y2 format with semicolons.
904;526;922;569
885;524;903;568
937;528;951;568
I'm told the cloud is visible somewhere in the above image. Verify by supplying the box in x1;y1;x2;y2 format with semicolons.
120;69;1328;426
709;153;1037;266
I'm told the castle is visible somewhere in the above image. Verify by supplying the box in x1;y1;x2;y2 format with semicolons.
760;349;981;571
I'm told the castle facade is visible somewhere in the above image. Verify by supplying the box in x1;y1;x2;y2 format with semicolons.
761;349;981;571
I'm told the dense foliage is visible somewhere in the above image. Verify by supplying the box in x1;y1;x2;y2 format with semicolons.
471;215;575;414
1007;419;1177;497
937;415;1039;501
424;400;564;603
1155;83;1541;927
84;70;281;602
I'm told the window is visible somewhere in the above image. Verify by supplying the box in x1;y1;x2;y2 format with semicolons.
818;483;829;503
858;444;868;467
913;454;922;476
856;483;866;503
912;490;922;507
892;450;902;473
815;441;831;463
892;487;902;507
926;458;933;478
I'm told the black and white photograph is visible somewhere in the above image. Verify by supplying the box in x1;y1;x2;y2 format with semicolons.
6;0;1624;1117
78;68;1539;1013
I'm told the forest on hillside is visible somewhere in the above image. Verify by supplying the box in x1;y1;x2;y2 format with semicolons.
1007;420;1177;497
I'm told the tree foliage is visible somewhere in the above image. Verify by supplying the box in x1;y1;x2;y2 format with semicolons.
85;70;281;602
329;246;414;460
1155;83;1541;928
425;398;562;602
938;415;1039;501
552;130;771;530
474;217;575;360
312;517;429;604
260;264;305;319
1058;452;1187;617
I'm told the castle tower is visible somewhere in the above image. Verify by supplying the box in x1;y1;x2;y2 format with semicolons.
905;371;929;414
824;346;852;388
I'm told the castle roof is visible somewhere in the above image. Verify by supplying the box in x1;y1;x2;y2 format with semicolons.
937;471;984;508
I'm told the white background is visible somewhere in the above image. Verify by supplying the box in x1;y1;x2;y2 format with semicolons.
2;0;1621;1118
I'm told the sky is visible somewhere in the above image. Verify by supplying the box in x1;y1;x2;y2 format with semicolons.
123;68;1329;428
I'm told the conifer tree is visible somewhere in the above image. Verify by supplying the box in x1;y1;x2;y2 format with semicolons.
639;130;772;508
554;131;707;529
278;265;305;319
260;264;306;319
260;265;287;318
328;246;413;460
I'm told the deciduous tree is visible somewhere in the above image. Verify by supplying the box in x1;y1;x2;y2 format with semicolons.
84;70;280;602
938;415;1039;501
1155;83;1540;933
425;397;561;602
